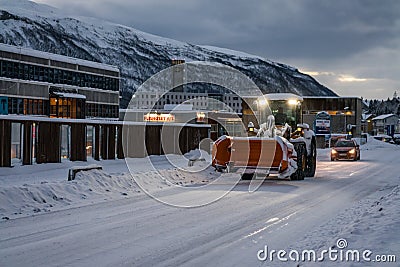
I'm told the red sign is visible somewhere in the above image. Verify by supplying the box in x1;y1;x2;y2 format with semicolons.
144;113;175;122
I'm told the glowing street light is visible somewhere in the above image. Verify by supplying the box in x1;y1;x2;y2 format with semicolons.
344;106;349;134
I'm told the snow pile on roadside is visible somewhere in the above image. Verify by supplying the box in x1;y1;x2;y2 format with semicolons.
136;168;217;190
341;186;400;255
184;149;212;161
292;184;400;266
360;136;398;151
0;162;218;220
0;170;140;219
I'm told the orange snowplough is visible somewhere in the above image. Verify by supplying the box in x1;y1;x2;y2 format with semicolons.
211;93;316;180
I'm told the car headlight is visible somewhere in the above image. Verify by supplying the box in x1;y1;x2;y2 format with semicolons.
331;149;337;154
349;148;356;154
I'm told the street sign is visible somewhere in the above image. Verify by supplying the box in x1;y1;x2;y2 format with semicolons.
347;124;353;131
314;111;331;135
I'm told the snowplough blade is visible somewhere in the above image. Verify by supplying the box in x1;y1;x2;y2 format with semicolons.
212;136;294;176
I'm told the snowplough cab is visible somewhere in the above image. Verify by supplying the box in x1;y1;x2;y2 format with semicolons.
211;93;316;180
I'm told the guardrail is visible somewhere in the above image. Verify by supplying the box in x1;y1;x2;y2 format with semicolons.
68;164;103;181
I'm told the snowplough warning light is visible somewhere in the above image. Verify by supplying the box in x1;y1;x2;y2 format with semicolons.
248;122;255;132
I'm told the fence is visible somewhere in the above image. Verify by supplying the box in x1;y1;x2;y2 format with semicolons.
0;116;210;167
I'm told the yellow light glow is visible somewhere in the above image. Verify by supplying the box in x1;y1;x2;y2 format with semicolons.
301;71;320;76
197;112;206;119
144;113;175;122
288;99;298;105
196;112;206;122
338;75;367;82
258;99;267;106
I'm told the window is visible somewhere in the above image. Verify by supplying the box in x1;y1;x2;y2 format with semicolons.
33;65;39;80
48;68;54;83
28;65;34;80
0;59;119;91
54;69;60;84
17;98;23;114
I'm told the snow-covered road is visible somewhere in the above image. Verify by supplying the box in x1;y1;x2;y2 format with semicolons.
0;139;399;266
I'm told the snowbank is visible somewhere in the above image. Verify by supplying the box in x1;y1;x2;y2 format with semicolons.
360;135;398;150
0;170;139;219
291;136;400;266
291;184;400;266
0;151;217;220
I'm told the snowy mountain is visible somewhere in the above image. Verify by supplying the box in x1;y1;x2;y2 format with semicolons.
0;0;338;108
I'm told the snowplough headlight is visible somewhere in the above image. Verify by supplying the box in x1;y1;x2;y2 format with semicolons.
257;99;268;106
349;148;356;154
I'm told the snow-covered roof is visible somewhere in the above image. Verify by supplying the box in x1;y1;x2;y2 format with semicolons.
262;93;303;101
372;114;397;121
163;104;193;111
0;43;119;73
52;92;86;99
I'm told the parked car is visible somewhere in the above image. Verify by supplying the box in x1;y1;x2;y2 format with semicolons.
331;139;360;161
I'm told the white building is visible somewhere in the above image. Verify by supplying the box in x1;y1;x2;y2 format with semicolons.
372;114;399;136
129;91;242;113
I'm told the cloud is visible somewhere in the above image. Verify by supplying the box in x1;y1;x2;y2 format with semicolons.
36;0;400;59
33;0;400;100
338;75;368;82
300;70;335;76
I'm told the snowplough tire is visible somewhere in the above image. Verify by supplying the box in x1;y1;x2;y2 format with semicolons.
304;137;317;177
241;173;254;180
291;142;306;180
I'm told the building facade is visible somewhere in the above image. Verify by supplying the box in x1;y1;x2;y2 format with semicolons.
372;114;399;136
302;96;363;137
0;43;120;119
130;91;242;113
129;59;242;113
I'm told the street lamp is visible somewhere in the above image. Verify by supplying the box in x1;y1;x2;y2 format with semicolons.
344;106;349;134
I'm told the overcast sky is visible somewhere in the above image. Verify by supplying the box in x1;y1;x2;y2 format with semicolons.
36;0;400;100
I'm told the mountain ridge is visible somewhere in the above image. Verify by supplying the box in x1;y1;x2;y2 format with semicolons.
0;0;338;108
